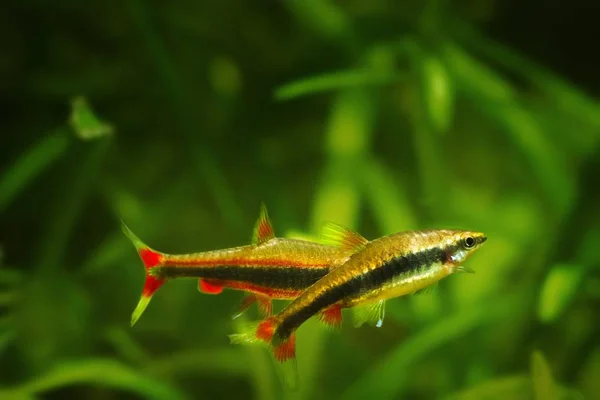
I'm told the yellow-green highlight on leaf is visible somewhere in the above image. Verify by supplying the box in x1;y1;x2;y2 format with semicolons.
0;359;188;400
537;264;584;323
341;292;523;400
69;96;114;140
274;69;399;101
421;54;454;135
0;131;69;211
531;351;559;400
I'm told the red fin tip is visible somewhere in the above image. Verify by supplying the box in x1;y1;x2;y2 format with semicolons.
256;296;273;317
319;304;343;329
142;275;165;297
274;334;296;362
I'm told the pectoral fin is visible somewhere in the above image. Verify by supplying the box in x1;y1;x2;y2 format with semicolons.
351;300;386;328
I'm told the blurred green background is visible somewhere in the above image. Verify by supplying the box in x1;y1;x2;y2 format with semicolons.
1;1;599;399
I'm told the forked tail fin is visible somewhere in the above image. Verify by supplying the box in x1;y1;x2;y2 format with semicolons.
121;221;166;326
229;317;299;390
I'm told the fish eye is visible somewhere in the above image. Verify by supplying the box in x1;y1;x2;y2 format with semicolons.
463;237;476;249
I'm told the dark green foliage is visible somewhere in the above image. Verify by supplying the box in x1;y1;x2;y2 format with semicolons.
1;1;599;399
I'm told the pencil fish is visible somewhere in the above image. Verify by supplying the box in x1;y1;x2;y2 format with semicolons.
230;224;487;363
123;205;354;326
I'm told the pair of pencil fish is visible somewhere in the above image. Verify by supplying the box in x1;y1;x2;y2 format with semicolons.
123;204;486;365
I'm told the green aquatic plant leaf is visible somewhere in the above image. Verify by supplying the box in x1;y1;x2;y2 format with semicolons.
420;53;454;135
443;375;531;400
69;96;114;140
274;69;400;101
537;264;584;323
531;351;559;400
342;292;522;400
452;22;600;131
442;43;575;216
359;157;417;234
0;358;188;400
0;131;69;212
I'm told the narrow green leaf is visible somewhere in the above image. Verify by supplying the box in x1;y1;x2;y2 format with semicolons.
442;43;575;215
341;292;522;400
285;0;353;44
537;264;584;323
1;359;187;400
0;131;69;211
452;22;600;130
36;137;111;274
69;96;114;140
531;351;559;400
274;69;400;101
104;327;150;365
359;157;417;234
144;347;249;378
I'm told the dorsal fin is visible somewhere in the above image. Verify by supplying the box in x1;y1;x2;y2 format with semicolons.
319;222;368;252
252;203;275;244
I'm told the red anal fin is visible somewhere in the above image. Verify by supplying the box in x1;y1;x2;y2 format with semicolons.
252;203;275;244
232;295;273;320
232;294;257;319
319;304;343;329
198;279;224;294
273;334;296;362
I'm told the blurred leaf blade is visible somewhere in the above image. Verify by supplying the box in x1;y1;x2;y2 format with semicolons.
342;292;523;399
274;69;400;101
531;351;559;400
69;96;114;140
0;131;69;212
536;264;584;323
1;358;188;400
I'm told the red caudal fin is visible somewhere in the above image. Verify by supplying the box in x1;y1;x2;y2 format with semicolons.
121;221;166;326
318;304;343;330
273;334;296;362
198;279;224;294
228;317;298;389
253;319;296;363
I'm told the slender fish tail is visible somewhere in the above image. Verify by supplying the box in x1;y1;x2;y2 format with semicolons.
229;317;297;362
121;221;166;326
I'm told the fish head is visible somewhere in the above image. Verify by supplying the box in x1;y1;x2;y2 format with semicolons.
443;230;487;272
